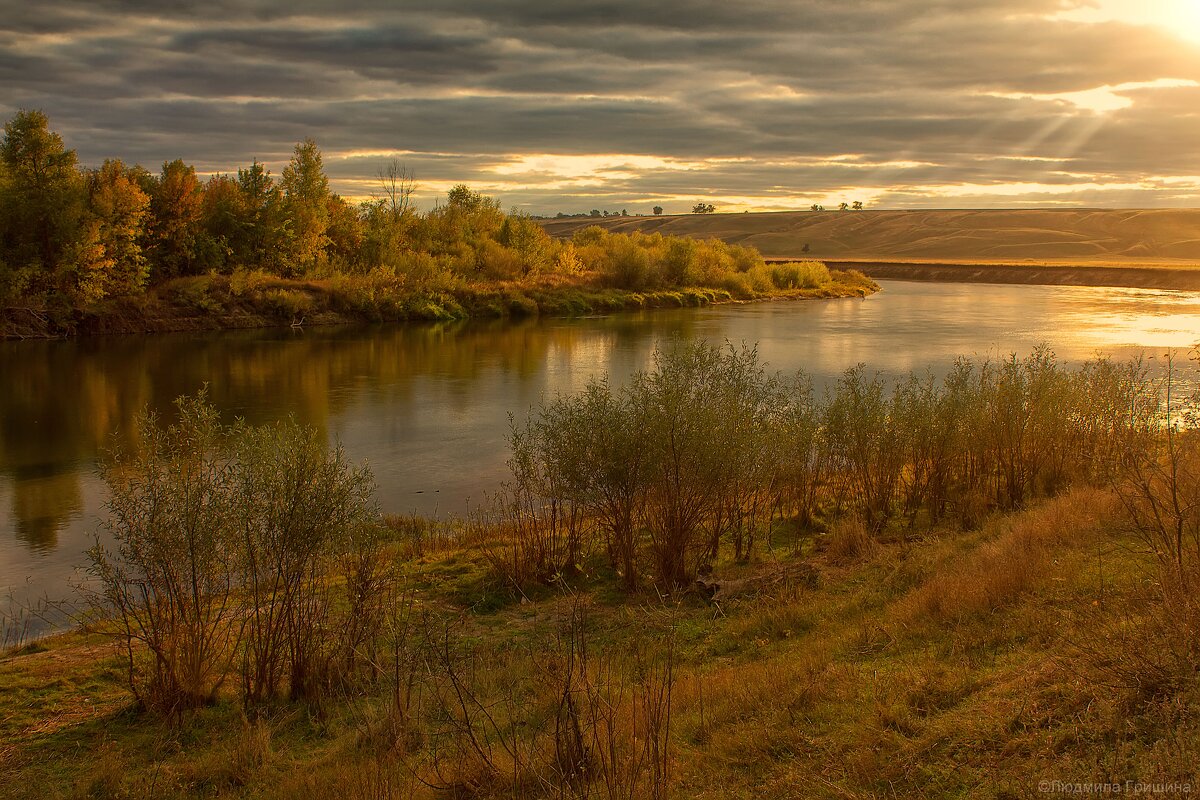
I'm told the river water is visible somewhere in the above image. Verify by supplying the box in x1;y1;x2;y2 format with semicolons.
3;279;1200;619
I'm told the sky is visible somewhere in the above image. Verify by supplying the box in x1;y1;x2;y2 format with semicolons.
3;0;1200;214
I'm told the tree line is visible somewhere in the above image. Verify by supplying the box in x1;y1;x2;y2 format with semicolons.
1;111;861;316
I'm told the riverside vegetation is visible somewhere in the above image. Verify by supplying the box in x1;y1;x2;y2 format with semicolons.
0;110;874;338
2;342;1199;797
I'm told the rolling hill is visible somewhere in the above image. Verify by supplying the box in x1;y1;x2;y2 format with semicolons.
541;209;1200;288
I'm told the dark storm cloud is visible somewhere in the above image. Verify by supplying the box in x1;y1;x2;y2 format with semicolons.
3;0;1199;210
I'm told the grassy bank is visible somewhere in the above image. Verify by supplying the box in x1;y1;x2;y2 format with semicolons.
1;487;1195;798
0;267;877;339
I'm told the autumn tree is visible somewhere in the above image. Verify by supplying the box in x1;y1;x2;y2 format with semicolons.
361;161;416;271
324;194;364;272
497;212;554;275
281;139;331;273
84;159;151;298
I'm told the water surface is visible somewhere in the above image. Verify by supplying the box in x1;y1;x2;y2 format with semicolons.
3;280;1200;618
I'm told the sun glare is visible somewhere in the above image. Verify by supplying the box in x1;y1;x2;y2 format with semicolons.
1063;0;1200;43
1177;0;1200;42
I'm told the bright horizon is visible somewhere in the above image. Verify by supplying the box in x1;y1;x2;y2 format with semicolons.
5;0;1200;214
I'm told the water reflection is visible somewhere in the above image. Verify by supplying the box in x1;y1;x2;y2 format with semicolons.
2;280;1200;611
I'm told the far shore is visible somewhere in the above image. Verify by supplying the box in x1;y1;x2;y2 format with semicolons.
541;208;1200;290
775;258;1200;290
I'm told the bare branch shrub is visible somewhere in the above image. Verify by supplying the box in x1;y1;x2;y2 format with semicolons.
87;392;242;716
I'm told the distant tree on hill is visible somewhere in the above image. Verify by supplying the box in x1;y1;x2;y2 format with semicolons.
590;209;602;217
802;243;810;253
810;204;824;212
852;200;864;210
653;206;663;215
692;202;715;214
838;202;849;211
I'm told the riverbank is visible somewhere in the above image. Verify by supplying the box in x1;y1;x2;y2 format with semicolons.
786;259;1200;290
0;268;878;340
1;487;1193;798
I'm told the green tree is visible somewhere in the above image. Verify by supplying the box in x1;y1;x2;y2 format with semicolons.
197;174;241;272
236;160;287;273
0;110;84;284
149;159;204;279
653;206;663;216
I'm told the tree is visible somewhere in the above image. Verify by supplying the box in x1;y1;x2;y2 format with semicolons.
852;200;864;210
149;159;204;279
838;202;849;211
198;174;242;272
810;204;824;212
0;110;84;281
85;159;151;297
236;159;287;273
281;139;332;273
692;203;715;214
376;160;415;219
498;212;554;275
653;206;663;216
447;183;486;213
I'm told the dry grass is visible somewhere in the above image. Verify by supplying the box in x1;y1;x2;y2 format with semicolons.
5;487;1197;799
898;488;1115;625
542;208;1200;267
824;517;878;566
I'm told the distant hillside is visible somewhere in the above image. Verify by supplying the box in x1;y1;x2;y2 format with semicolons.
542;209;1200;289
541;208;1200;266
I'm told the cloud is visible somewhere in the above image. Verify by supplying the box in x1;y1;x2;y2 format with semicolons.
2;0;1198;211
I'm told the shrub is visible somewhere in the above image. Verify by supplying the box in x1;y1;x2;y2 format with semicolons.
768;260;830;289
229;268;275;298
232;417;378;703
261;287;314;319
89;392;385;716
87;393;241;716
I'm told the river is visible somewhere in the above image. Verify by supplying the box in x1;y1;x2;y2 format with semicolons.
3;279;1200;621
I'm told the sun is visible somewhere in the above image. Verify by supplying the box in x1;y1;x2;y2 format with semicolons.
1163;0;1200;41
1058;0;1200;44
